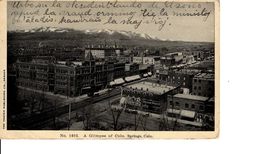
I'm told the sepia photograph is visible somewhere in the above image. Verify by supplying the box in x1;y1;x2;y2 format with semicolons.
1;0;219;138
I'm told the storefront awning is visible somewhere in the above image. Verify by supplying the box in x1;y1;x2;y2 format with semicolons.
82;86;91;90
167;109;180;114
109;81;116;86
180;110;195;118
125;75;141;82
114;78;125;85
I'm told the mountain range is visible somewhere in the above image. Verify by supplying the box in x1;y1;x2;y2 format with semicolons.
8;27;214;51
11;27;164;41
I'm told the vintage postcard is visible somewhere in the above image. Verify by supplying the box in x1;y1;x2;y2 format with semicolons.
0;0;219;139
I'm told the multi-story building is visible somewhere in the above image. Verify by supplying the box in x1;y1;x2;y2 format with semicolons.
192;73;214;97
160;52;184;68
188;60;214;71
132;56;143;64
125;63;139;76
113;62;125;79
139;64;153;76
16;51;124;97
85;47;118;60
183;50;205;61
122;81;177;114
166;94;210;121
159;69;201;92
50;47;123;61
132;56;160;65
167;94;209;113
183;55;195;64
16;58;54;93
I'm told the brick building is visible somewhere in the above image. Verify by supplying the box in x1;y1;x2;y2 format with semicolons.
160;52;183;68
166;93;211;122
122;81;177;114
192;73;214;97
159;68;201;92
167;94;209;113
16;52;125;97
125;63;139;76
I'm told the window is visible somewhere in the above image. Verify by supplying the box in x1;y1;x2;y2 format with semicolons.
198;86;201;90
185;103;189;109
183;77;186;80
194;79;197;82
175;102;180;107
169;101;173;107
191;104;195;109
194;86;197;90
183;82;186;86
199;105;204;111
198;79;201;83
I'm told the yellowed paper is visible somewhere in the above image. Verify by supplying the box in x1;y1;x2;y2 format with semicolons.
0;0;219;139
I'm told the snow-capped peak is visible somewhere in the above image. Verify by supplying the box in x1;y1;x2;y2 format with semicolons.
11;27;166;41
20;27;71;33
84;29;162;41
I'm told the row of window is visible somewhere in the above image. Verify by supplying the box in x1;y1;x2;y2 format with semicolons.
36;74;48;79
55;81;73;86
55;75;69;80
193;79;201;83
194;79;213;84
193;92;208;97
55;69;69;74
18;81;48;91
173;101;204;111
169;76;186;80
193;86;201;90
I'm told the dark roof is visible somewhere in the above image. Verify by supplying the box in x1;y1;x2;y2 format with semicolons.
85;50;95;61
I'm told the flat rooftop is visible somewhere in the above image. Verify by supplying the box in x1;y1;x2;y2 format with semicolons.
170;69;201;75
165;52;182;56
174;94;208;101
194;73;214;80
126;81;175;95
57;61;83;66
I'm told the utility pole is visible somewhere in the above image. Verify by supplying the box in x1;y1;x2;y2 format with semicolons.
68;101;71;130
120;86;123;97
67;72;71;130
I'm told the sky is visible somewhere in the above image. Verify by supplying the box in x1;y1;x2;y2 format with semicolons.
7;1;215;42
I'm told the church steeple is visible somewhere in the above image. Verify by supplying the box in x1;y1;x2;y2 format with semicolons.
85;50;95;61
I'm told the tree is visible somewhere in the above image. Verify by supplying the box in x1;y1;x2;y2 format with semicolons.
38;89;46;112
140;114;149;130
52;98;58;129
28;91;37;115
81;105;96;130
133;111;141;130
159;112;170;131
109;101;124;130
